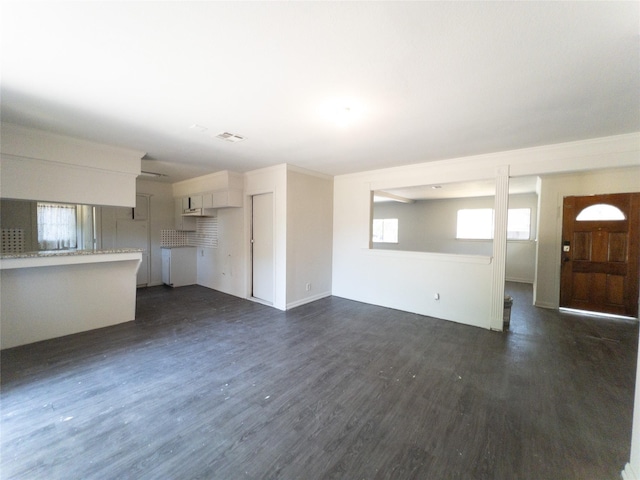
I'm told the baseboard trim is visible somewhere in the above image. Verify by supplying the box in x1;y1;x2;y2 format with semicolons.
505;277;534;284
622;462;638;480
286;291;331;310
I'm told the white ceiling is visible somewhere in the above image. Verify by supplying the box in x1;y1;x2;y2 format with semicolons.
2;2;638;183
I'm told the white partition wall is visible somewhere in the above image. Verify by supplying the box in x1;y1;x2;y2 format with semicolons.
333;134;640;331
333;172;495;329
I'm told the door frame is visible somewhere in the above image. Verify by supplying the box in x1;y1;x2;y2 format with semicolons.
559;192;640;318
249;192;276;305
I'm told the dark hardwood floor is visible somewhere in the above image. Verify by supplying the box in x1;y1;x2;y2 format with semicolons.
1;283;637;479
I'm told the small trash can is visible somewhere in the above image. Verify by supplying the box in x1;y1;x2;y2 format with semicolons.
503;296;513;329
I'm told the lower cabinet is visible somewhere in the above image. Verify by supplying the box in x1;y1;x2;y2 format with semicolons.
161;247;196;287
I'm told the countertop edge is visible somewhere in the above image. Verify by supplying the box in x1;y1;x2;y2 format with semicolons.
0;250;143;270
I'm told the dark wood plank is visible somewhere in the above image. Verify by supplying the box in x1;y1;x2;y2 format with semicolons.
1;283;637;479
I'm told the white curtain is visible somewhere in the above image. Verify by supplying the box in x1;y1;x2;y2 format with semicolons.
37;203;77;250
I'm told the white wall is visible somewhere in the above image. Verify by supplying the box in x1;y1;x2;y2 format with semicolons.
0;123;142;207
244;164;288;310
196;206;246;297
286;168;333;309
373;200;436;253
534;166;640;309
373;193;538;283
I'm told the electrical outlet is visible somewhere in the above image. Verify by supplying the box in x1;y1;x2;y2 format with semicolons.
305;283;311;291
434;293;440;300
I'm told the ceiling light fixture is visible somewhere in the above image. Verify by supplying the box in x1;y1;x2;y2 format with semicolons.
335;106;353;127
320;97;366;128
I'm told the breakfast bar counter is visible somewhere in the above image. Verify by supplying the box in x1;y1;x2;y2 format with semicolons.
0;249;142;349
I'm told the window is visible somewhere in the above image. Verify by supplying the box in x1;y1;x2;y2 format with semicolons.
507;208;531;240
372;218;398;243
37;203;77;250
576;204;625;221
456;209;493;240
456;208;531;240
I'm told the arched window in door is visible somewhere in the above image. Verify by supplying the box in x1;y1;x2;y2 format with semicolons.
576;203;626;221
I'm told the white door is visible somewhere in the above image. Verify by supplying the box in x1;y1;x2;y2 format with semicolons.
252;193;274;303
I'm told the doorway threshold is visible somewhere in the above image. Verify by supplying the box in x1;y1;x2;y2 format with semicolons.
559;307;637;321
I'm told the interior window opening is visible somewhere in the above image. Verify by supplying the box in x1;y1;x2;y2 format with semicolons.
369;177;537;254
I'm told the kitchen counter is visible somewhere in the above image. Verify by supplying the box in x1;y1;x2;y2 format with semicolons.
0;248;143;269
1;249;142;349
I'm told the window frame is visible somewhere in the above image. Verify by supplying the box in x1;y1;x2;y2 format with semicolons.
37;202;79;251
372;218;399;244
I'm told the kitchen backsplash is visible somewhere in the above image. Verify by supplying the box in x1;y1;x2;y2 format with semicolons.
2;229;25;254
161;229;190;247
161;217;218;248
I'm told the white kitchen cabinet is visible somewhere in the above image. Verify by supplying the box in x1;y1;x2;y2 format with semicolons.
190;195;203;208
181;195;203;209
161;247;196;287
113;195;149;222
174;198;196;231
202;189;243;208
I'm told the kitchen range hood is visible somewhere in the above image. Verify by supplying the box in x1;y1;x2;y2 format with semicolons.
182;208;212;217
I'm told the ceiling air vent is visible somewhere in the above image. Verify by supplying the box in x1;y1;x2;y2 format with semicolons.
216;132;245;143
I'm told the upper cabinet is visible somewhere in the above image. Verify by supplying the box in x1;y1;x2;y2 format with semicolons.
202;189;243;209
182;195;203;210
172;170;244;210
174;198;197;231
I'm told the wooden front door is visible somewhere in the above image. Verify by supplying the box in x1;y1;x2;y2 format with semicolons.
560;193;640;318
